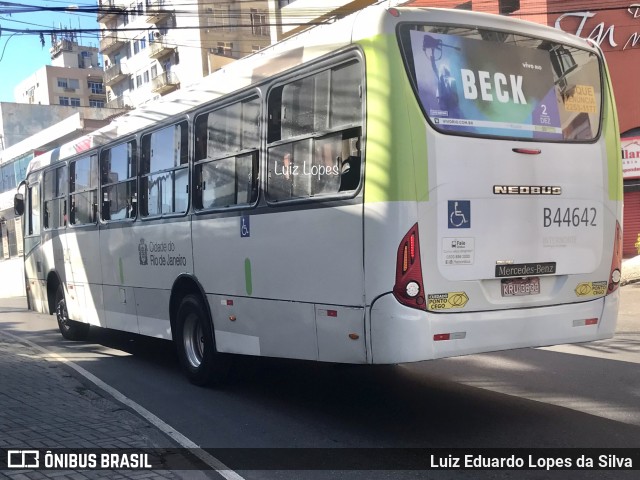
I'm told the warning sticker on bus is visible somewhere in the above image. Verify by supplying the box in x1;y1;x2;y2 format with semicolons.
563;85;597;113
575;281;607;296
427;292;469;310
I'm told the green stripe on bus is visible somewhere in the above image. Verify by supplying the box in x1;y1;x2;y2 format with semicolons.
602;62;623;201
357;34;429;204
245;258;253;296
119;257;124;284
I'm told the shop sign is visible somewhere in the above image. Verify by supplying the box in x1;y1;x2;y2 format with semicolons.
555;4;640;51
622;136;640;179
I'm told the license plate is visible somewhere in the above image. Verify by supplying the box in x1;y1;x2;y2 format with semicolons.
501;277;540;297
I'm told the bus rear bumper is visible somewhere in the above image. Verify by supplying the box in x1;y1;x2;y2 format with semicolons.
369;291;618;364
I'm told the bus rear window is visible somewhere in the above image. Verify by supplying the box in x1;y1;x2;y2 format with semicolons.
398;24;602;142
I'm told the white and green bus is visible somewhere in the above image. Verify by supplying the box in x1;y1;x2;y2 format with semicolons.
14;5;623;385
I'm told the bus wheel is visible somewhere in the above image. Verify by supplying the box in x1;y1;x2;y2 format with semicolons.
55;287;89;341
176;294;229;386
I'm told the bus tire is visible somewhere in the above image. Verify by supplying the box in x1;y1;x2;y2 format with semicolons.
176;294;229;386
55;286;90;341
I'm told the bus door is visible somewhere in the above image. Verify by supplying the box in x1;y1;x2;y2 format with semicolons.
66;153;103;326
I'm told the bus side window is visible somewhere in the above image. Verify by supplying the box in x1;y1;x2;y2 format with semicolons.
69;154;98;226
339;133;361;192
267;87;283;144
312;134;341;196
101;141;137;221
141;122;188;217
43;165;66;229
194;96;260;210
266;59;363;202
27;183;41;236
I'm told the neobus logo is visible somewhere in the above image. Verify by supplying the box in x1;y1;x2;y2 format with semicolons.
493;185;562;195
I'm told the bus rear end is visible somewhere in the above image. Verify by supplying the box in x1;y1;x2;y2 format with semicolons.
365;8;622;363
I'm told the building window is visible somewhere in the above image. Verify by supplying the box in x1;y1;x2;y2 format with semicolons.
70;97;81;107
59;96;70;106
499;0;520;14
136;74;143;87
250;9;269;36
89;99;105;108
1;162;17;192
140;37;146;50
217;42;233;57
143;71;150;83
58;78;79;90
88;81;104;94
151;65;157;78
213;4;230;31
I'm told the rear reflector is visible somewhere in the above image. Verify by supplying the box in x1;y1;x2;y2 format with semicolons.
434;332;466;341
573;318;598;327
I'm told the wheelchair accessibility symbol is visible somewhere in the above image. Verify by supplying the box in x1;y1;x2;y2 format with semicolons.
240;215;250;238
448;200;470;229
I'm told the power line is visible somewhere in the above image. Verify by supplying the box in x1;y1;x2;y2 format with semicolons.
0;31;20;62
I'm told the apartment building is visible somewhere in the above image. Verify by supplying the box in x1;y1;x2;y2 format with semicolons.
13;34;107;109
98;0;271;109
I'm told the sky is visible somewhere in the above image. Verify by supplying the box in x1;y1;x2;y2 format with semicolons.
0;1;100;102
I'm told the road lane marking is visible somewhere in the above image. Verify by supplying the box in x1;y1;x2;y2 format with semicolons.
1;329;246;480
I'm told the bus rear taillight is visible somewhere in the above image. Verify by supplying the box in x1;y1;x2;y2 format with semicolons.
393;223;426;310
608;221;623;294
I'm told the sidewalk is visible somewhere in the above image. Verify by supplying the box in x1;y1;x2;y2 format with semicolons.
0;298;208;479
622;255;640;285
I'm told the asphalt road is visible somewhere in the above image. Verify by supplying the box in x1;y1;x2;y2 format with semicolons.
1;285;639;479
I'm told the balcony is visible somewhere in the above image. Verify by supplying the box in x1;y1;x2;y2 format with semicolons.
99;34;127;55
104;64;128;86
89;88;107;98
151;71;179;95
106;96;130;109
149;37;176;59
146;0;171;24
98;0;125;22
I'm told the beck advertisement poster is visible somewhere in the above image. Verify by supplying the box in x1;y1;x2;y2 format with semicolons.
410;30;563;140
